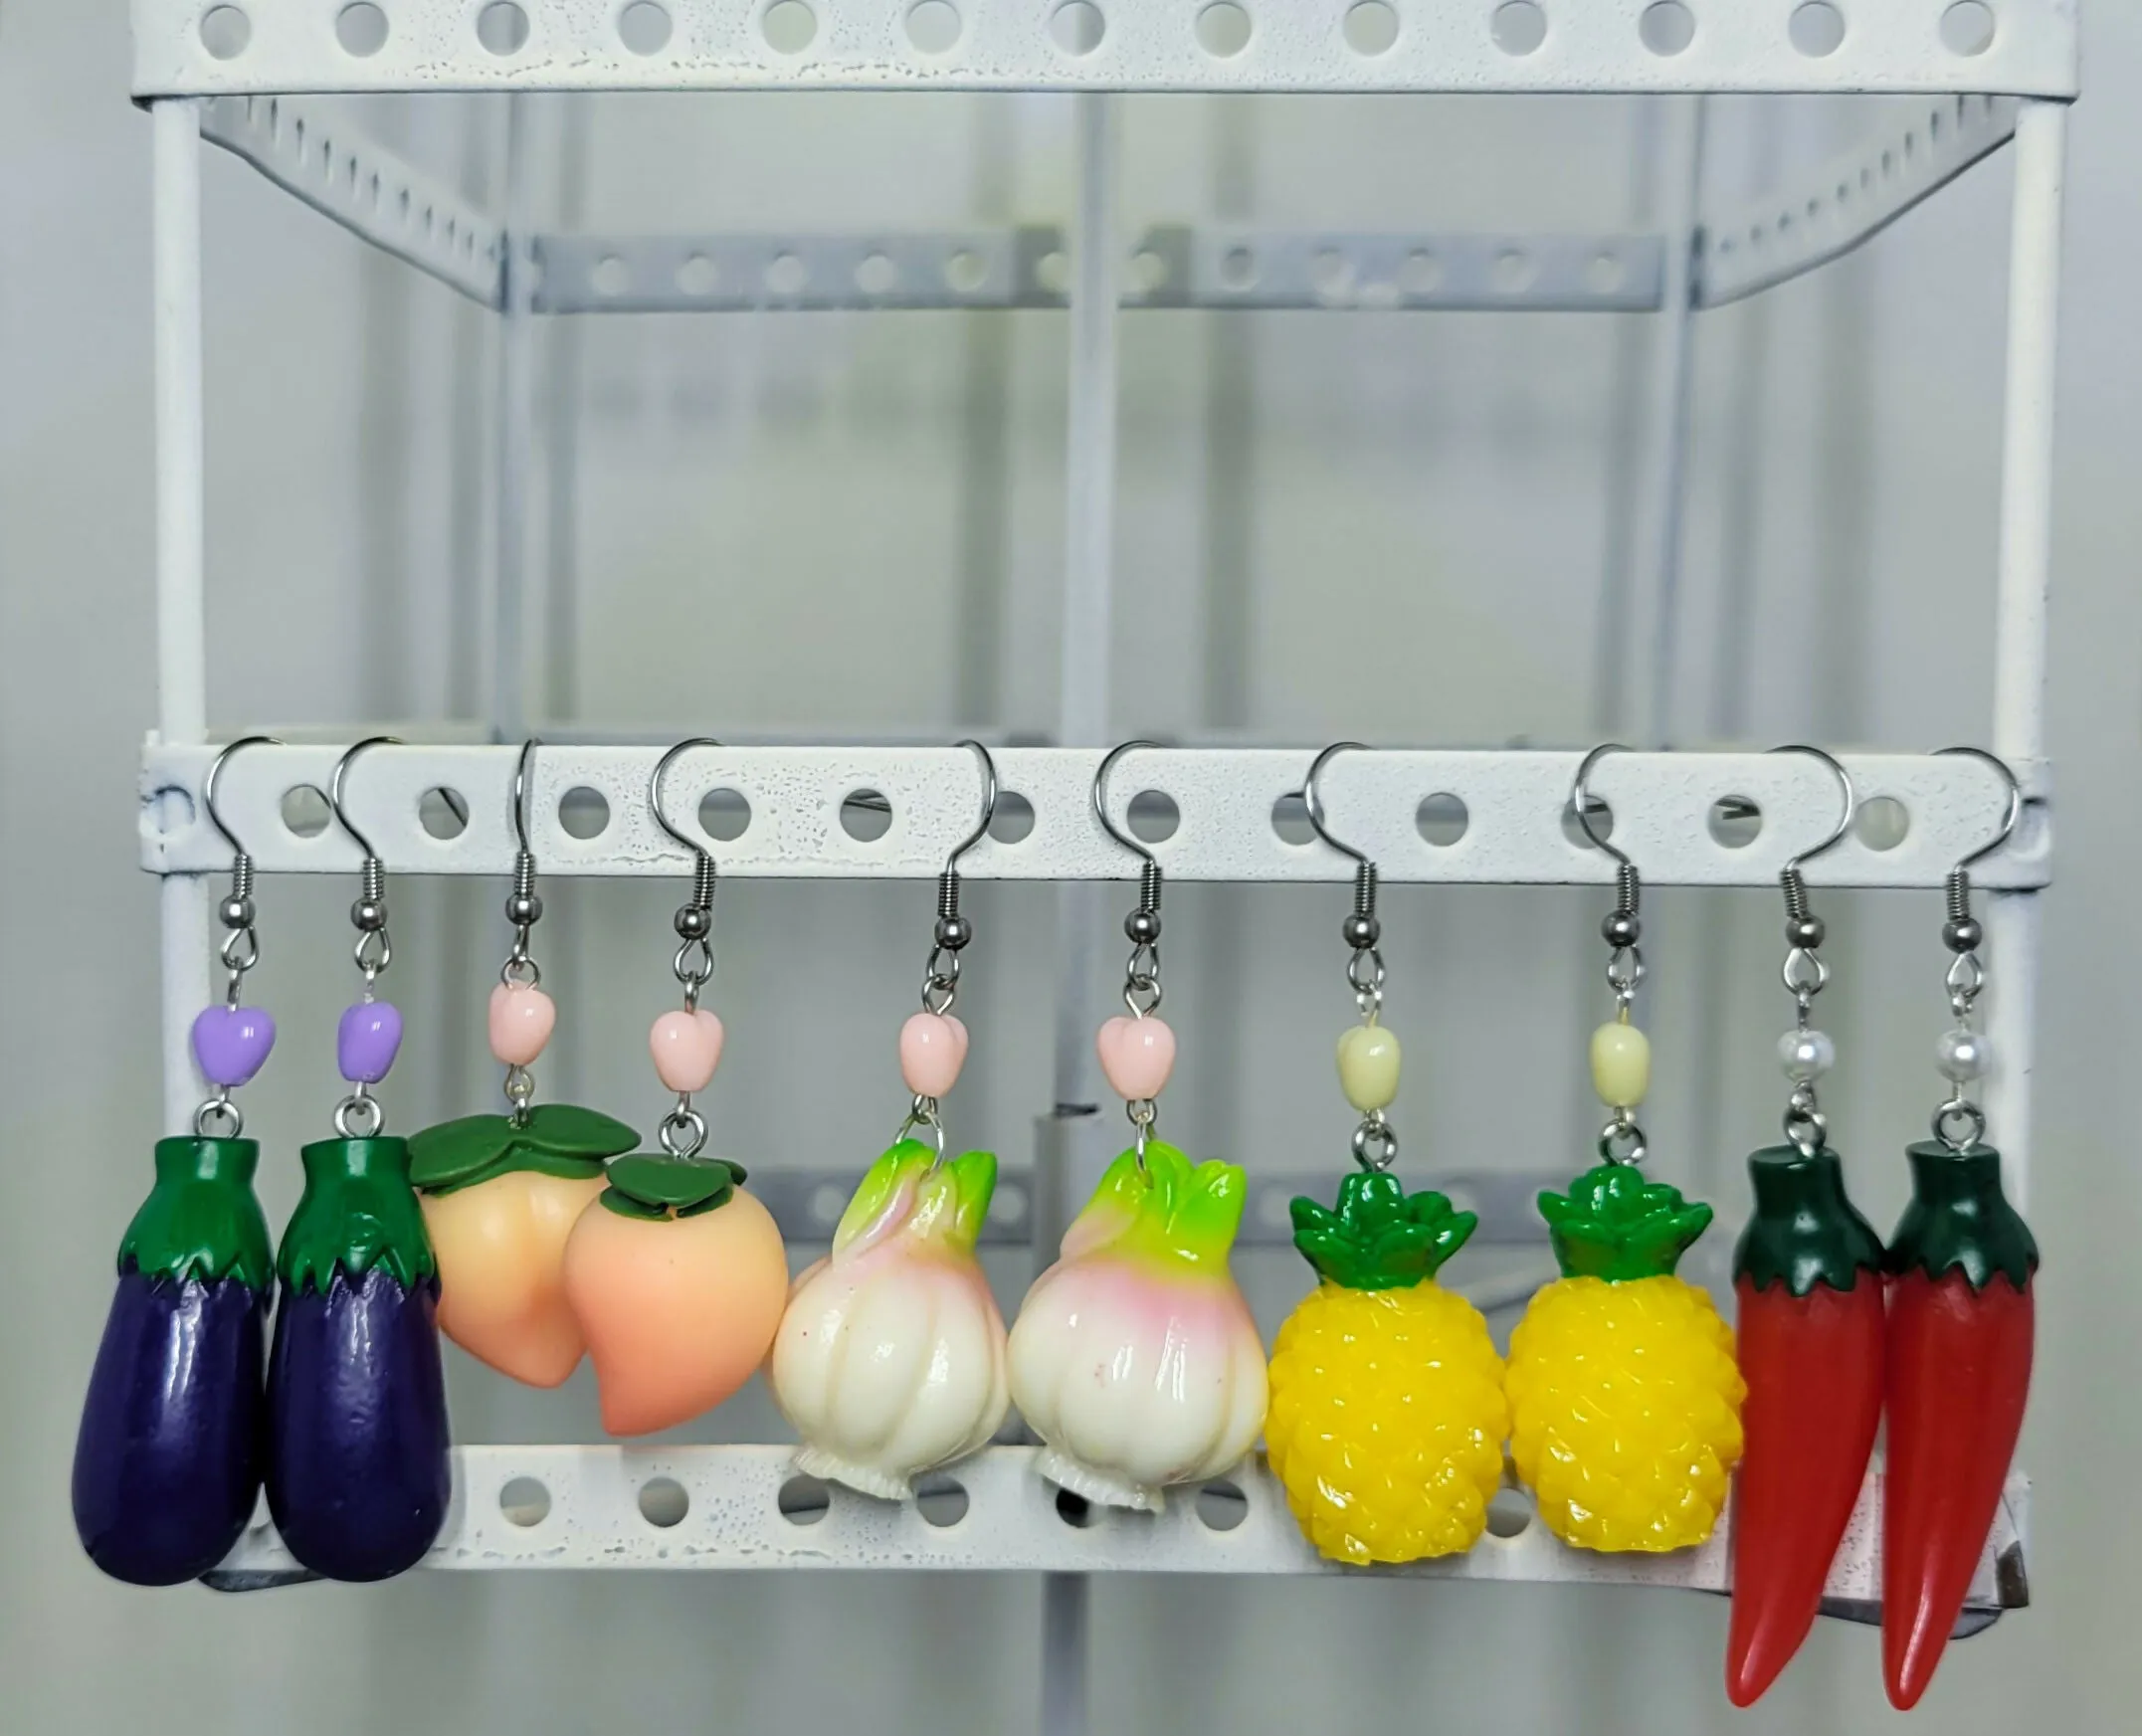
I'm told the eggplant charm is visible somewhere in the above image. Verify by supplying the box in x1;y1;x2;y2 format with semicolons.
74;1135;274;1585
268;1134;450;1581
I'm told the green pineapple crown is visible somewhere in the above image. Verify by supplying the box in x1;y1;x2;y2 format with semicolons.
1290;1170;1477;1291
1539;1161;1712;1282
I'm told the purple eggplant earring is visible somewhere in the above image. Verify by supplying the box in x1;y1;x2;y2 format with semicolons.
73;735;281;1585
264;736;449;1582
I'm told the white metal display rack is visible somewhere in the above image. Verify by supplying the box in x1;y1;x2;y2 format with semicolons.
134;0;2066;1696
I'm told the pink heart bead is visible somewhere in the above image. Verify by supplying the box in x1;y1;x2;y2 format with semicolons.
1095;1014;1176;1102
651;1008;725;1094
899;1011;970;1100
488;983;557;1067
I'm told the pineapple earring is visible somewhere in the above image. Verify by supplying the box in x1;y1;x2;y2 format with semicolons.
1727;746;1885;1707
560;738;787;1438
267;737;450;1582
1881;747;2037;1710
1008;740;1266;1513
773;741;1012;1500
410;739;638;1387
1507;743;1744;1554
75;736;281;1585
1266;742;1508;1566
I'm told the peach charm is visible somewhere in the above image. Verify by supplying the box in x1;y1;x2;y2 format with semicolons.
1095;1014;1176;1101
650;1008;725;1094
899;1011;970;1100
488;983;557;1068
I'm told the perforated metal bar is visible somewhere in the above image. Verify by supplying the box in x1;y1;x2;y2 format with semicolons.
135;0;2078;98
199;94;506;306
140;742;2050;889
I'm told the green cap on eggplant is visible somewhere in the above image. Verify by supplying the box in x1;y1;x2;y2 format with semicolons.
278;1137;438;1294
118;1137;275;1291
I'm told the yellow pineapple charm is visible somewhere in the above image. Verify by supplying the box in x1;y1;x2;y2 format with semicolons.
1507;1160;1745;1551
1268;1170;1508;1564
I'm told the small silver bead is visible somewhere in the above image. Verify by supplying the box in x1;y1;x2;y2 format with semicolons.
1786;914;1826;949
1936;1027;1991;1083
1601;910;1641;948
1124;908;1162;945
351;898;388;931
1778;1028;1836;1082
1341;912;1381;950
674;904;712;940
1943;916;1984;953
504;891;543;926
934;913;974;951
218;894;255;929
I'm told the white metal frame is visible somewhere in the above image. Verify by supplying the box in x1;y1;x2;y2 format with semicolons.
137;0;2067;1692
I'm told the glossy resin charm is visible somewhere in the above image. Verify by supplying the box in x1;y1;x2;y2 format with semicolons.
1266;1172;1507;1565
772;1140;1008;1499
561;1155;788;1437
1506;1163;1745;1552
73;1136;274;1585
1009;1141;1266;1512
412;1101;638;1388
1881;1141;2037;1709
267;1136;451;1582
1726;1145;1885;1706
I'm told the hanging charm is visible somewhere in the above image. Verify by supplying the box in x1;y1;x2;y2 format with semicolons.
774;744;1011;1500
74;737;279;1585
1882;748;2038;1710
1726;747;1886;1707
1507;745;1744;1553
562;740;787;1437
1266;745;1507;1566
1009;742;1266;1513
266;738;449;1582
411;742;638;1387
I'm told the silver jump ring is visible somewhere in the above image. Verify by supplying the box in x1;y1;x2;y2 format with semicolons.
501;954;541;990
1351;1116;1399;1171
334;1090;384;1139
1606;945;1646;1001
660;1104;708;1160
674;936;714;989
1934;1097;1987;1153
354;929;391;977
1598;1117;1648;1166
896;1097;948;1162
1782;948;1829;998
194;1095;243;1139
1783;1103;1829;1156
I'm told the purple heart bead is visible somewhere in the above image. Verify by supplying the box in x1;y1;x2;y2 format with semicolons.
337;1001;404;1085
192;1005;276;1089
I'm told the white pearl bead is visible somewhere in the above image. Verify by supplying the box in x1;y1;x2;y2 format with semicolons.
1936;1027;1990;1083
1778;1029;1835;1083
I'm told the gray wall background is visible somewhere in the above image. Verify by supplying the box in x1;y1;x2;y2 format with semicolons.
4;5;2138;1734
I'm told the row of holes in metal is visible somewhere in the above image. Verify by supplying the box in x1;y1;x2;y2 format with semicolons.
195;2;2006;67
493;1470;1536;1540
261;782;1918;855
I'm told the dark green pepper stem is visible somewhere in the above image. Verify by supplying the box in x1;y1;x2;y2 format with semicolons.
1733;1144;1885;1296
1885;1141;2038;1291
278;1137;437;1294
117;1137;274;1291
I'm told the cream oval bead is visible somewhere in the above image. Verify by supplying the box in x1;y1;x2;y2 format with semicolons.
1335;1023;1402;1113
1590;1021;1651;1109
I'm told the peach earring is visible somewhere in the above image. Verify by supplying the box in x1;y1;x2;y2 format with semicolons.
772;742;1011;1500
560;739;786;1437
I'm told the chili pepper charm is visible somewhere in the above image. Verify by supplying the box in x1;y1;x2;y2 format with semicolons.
1725;1144;1884;1705
1882;1139;2036;1709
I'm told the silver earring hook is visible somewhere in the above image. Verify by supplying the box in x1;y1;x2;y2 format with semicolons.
651;736;723;866
1772;743;1856;875
1768;746;1852;1156
500;738;545;1009
1306;741;1397;1170
1937;745;2024;871
328;735;400;864
917;740;999;1027
511;736;539;860
944;738;998;876
203;733;280;865
1302;740;1372;868
1092;739;1164;869
653;739;722;1020
1569;742;1635;869
329;736;399;991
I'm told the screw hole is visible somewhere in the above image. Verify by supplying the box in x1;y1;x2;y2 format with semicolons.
477;1;530;55
841;789;893;844
989;790;1037;844
1270;791;1314;846
498;1475;551;1527
419;787;470;841
1706;795;1763;850
1855;795;1910;853
762;0;818;53
906;0;963;53
1400;250;1443;293
1126;790;1180;845
199;5;252;59
676;253;718;295
991;1182;1029;1224
637;1476;689;1528
1490;1;1546;56
778;1474;833;1525
558;787;610;840
1562;796;1612;850
1341;0;1399;56
620;0;673;54
335;2;389;56
1485;1487;1533;1539
856;252;898;295
1220;245;1258;290
915;1473;970;1527
765;252;808;295
281;785;332;839
696;788;751;843
592;254;630;297
1789;1;1845;57
1054;1487;1100;1528
1939;1;1996;56
1195;1480;1250;1531
811;1183;847;1225
1195;1;1252;57
1050;0;1106;55
1416;793;1468;847
945;249;988;292
1639;0;1694;55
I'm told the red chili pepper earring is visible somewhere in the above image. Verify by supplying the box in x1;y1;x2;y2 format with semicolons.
1882;747;2038;1709
1726;746;1885;1707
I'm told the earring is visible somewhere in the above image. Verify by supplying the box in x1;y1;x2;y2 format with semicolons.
1265;743;1508;1566
409;740;638;1388
772;742;1011;1501
1726;746;1885;1707
74;736;280;1585
1882;747;2038;1710
265;737;449;1583
560;739;787;1438
1507;744;1745;1553
1007;741;1266;1514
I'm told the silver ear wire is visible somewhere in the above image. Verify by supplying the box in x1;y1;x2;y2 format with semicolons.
1093;740;1165;1162
1570;743;1647;1164
1768;745;1855;1156
1304;741;1398;1172
203;734;279;1007
328;735;400;986
1927;746;2022;1151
